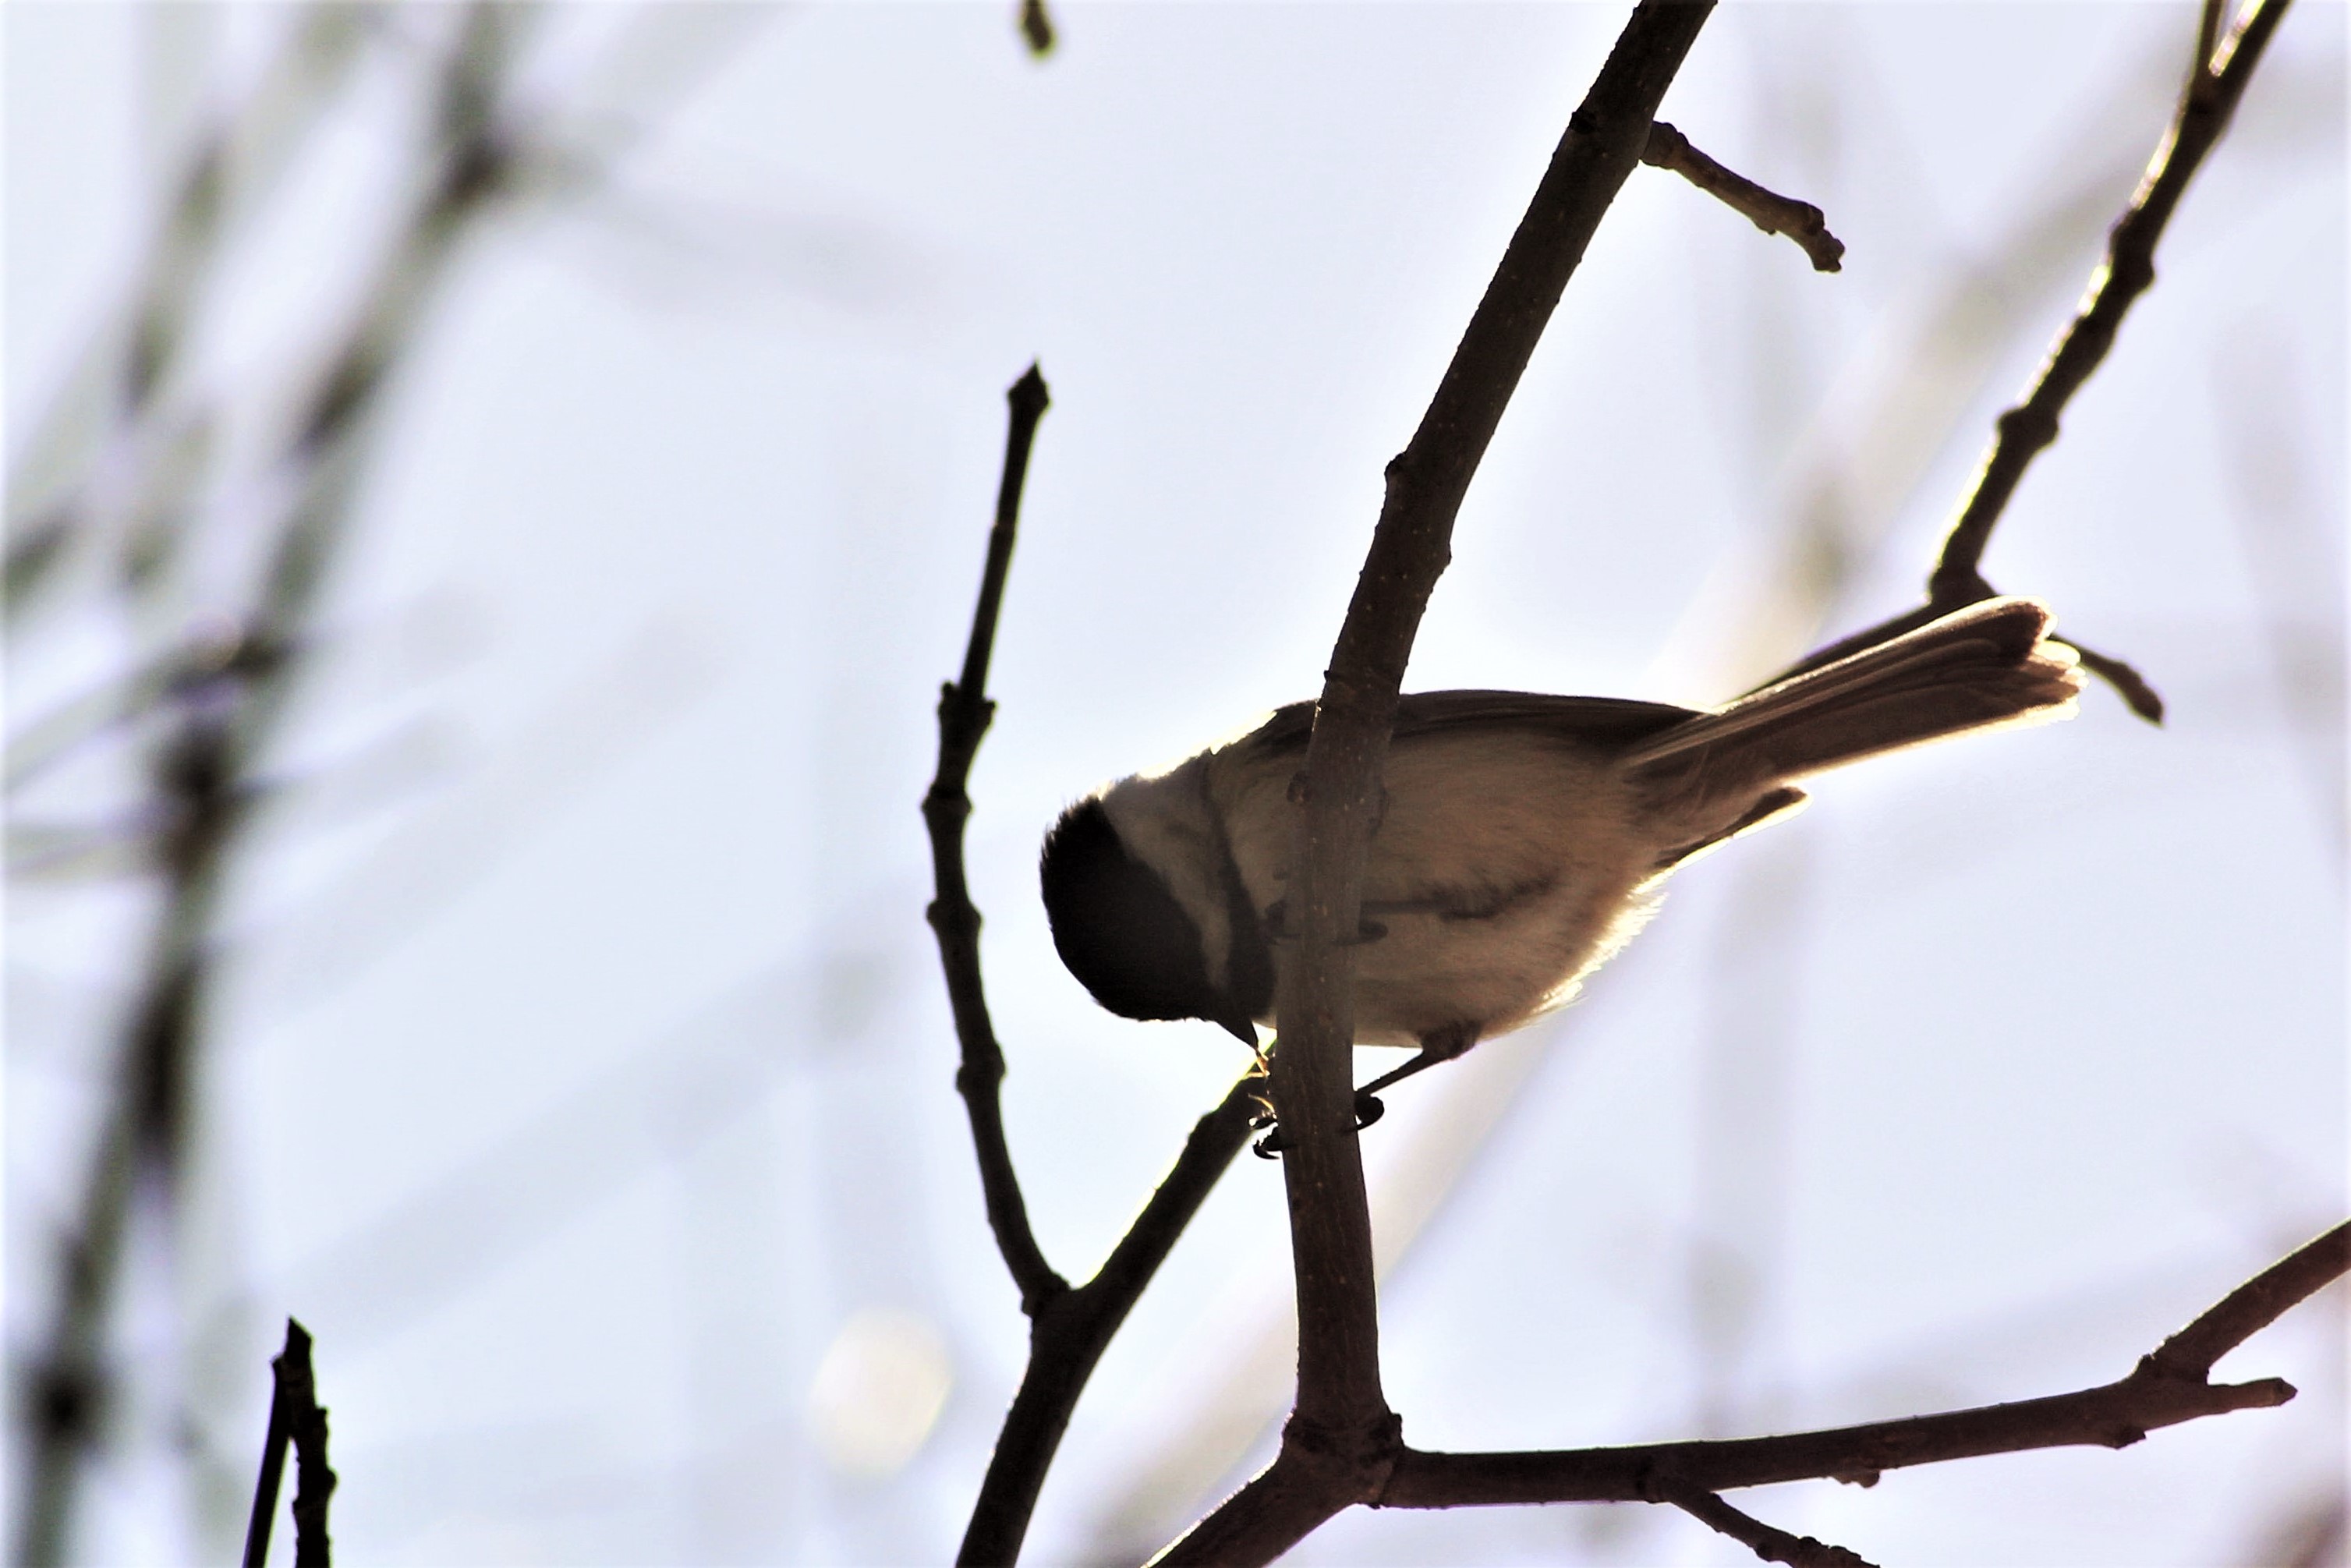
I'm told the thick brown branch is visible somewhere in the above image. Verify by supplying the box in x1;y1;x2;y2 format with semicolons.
1276;0;1712;1423
1643;121;1844;272
1156;5;1719;1563
1379;1223;2345;1510
1151;1434;1390;1568
925;363;1063;1315
1281;0;1712;1417
1668;1488;1877;1568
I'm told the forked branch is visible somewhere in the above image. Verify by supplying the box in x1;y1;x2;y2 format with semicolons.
924;363;1062;1314
925;367;1265;1566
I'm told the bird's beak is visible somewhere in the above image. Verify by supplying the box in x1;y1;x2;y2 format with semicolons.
1215;1007;1259;1046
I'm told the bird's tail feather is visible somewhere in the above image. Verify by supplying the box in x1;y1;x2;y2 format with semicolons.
1622;597;2083;785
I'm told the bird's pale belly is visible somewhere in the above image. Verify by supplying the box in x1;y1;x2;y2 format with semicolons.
1259;865;1659;1047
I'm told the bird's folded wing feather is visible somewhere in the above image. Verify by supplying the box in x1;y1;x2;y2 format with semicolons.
1243;691;1698;756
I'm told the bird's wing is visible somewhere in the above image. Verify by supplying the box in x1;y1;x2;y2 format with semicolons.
1244;690;1698;755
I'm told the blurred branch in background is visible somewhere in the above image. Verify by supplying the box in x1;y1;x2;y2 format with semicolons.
5;5;379;621
5;5;771;1559
12;12;534;1557
1018;0;1056;62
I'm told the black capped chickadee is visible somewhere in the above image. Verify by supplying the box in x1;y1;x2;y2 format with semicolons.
1040;596;2081;1110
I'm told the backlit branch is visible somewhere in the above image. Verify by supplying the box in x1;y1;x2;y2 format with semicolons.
924;367;1264;1566
1643;121;1844;272
1152;5;1719;1563
1379;1223;2347;1509
1768;0;2293;717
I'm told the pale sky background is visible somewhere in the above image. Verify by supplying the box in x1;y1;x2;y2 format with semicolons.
5;4;2346;1565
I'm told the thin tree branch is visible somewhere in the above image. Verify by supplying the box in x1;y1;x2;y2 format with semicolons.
241;1329;295;1568
1643;121;1844;272
924;363;1063;1315
2191;0;2229;105
284;1325;336;1568
1667;1488;1877;1568
241;1318;335;1568
1931;0;2289;603
924;366;1271;1564
2145;1219;2350;1377
1155;5;1718;1563
958;1074;1258;1566
1378;1222;2346;1509
1762;0;2292;717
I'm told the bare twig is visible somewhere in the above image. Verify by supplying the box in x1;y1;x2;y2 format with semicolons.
241;1318;335;1568
1934;0;2290;603
1766;0;2293;717
1667;1488;1877;1568
2191;0;2229;105
2145;1219;2350;1378
922;366;1269;1565
958;1074;1259;1566
1643;121;1844;272
924;363;1062;1314
1153;5;1717;1563
1378;1223;2347;1509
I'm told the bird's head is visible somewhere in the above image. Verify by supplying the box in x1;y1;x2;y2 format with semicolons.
1039;795;1260;1044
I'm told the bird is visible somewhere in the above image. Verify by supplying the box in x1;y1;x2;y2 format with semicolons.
1039;596;2082;1121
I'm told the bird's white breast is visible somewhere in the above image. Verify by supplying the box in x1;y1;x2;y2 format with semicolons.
1207;727;1660;1046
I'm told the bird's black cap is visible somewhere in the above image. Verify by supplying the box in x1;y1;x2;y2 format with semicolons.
1039;798;1256;1042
